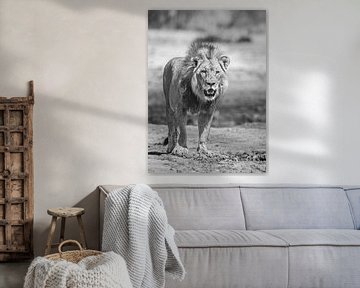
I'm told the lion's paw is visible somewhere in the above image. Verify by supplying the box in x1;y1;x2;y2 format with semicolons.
197;145;214;157
171;145;189;157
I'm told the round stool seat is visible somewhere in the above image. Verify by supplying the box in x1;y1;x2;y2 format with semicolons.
47;207;85;218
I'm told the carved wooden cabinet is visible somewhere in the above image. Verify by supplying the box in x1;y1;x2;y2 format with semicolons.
0;82;34;261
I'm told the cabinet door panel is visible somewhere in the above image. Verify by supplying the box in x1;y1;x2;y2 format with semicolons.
9;110;23;127
0;95;33;261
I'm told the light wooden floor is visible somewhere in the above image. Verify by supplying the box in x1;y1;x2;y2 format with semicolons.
0;261;30;288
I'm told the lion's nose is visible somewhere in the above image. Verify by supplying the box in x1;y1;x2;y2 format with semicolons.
207;82;216;87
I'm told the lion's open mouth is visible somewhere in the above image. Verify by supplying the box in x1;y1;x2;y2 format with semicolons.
204;89;217;98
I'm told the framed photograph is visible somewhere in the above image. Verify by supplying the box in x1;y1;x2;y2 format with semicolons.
148;10;267;174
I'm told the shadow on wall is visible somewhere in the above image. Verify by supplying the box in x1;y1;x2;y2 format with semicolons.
53;0;144;15
38;96;145;127
32;94;143;256
0;1;146;253
38;188;100;256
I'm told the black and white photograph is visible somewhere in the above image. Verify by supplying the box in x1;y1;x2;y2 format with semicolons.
148;10;267;174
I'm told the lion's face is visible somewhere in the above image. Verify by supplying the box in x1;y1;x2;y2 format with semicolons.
191;55;230;102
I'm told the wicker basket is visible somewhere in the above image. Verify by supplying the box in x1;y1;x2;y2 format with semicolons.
45;240;102;263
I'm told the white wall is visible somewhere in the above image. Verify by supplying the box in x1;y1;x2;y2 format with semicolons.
0;0;359;255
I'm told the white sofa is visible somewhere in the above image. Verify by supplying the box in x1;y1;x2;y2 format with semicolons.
99;185;360;288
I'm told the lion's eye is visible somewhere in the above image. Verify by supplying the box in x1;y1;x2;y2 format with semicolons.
201;70;207;75
216;71;220;75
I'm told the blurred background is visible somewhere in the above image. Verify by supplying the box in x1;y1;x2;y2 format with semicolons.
148;10;267;127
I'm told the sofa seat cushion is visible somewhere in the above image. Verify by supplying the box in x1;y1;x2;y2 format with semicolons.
175;230;288;248
260;230;360;288
262;229;360;246
166;246;289;288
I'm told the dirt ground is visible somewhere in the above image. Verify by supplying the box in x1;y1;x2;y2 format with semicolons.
148;123;267;174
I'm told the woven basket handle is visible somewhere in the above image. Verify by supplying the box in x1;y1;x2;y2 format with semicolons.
58;240;83;255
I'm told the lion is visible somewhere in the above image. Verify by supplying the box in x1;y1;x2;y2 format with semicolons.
163;41;230;155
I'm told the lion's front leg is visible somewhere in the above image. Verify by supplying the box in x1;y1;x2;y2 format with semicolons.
178;109;188;148
171;109;189;156
166;110;178;153
197;110;215;155
166;109;189;156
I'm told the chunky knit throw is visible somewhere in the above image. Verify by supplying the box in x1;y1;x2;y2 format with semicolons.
24;251;132;288
102;184;185;288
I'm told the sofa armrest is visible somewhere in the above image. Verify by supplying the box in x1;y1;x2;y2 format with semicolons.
99;186;109;250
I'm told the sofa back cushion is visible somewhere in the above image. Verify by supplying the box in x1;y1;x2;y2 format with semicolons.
153;186;246;230
240;187;355;230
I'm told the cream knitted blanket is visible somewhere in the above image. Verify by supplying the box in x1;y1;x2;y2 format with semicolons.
24;251;132;288
102;184;185;288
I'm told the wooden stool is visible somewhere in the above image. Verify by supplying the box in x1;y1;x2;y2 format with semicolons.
45;207;87;255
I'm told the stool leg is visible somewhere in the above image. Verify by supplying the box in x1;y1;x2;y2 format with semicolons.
45;216;57;255
77;215;87;249
60;217;66;243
